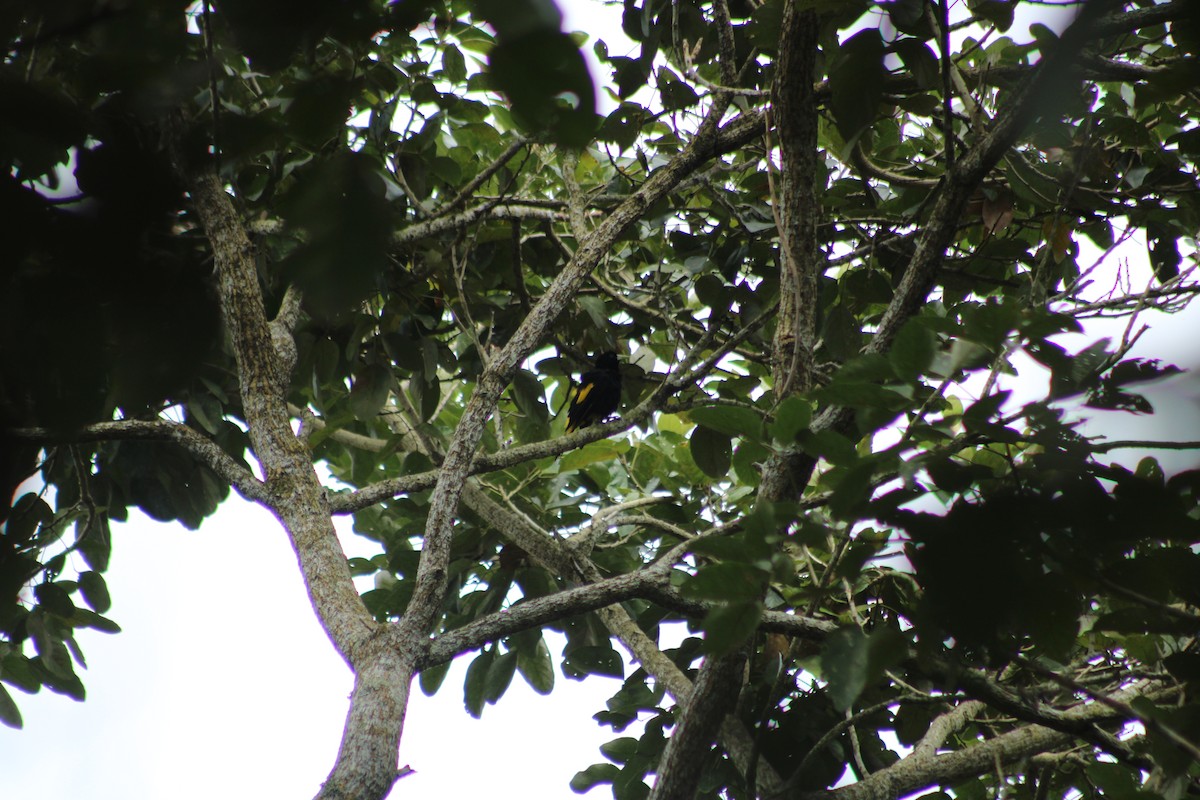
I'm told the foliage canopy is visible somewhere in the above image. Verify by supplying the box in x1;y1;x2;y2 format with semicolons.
3;0;1200;798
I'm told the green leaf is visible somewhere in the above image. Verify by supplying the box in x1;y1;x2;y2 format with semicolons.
484;649;518;704
815;380;907;411
442;43;467;83
349;363;394;422
464;649;495;718
797;429;858;467
599;736;640;763
770;395;812;443
34;582;75;618
419;660;451;696
688;406;764;440
690;425;732;478
511;369;549;423
890;320;936;382
571;763;621;793
821;627;871;711
487;29;597;147
78;571;111;614
186;394;224;435
893;39;939;89
821;626;908;712
562;645;624;679
72;608;121;634
682;562;767;602
0;683;22;729
515;635;555;695
561;439;629;471
7;493;51;545
36;634;75;679
829;29;885;142
1;655;40;694
39;667;85;701
701;601;762;655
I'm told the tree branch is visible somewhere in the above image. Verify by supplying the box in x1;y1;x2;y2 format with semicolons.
6;419;271;505
649;649;748;800
421;568;674;668
867;0;1123;357
165;131;384;799
796;682;1175;800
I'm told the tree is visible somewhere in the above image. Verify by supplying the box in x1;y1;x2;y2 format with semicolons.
3;0;1200;797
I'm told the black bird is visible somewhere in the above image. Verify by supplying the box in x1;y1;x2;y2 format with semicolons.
566;351;621;432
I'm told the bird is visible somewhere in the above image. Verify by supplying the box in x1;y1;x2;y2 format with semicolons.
565;351;622;432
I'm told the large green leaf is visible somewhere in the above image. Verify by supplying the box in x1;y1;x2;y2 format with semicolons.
463;649;495;718
700;601;762;655
688;406;764;440
689;425;732;478
829;29;885;143
515;635;555;695
487;29;596;147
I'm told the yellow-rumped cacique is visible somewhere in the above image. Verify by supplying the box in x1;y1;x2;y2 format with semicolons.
565;351;621;432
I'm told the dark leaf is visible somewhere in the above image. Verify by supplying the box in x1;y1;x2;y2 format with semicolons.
464;649;495;718
515;635;555;695
821;627;871;712
830;29;885;142
688;406;764;440
7;493;52;545
488;30;597;147
483;650;518;704
770;395;812;443
419;661;451;696
349;363;395;422
34;583;75;618
0;684;22;729
683;562;767;602
893;39;939;89
889;321;936;382
78;571;111;614
797;429;858;467
701;601;762;655
690;425;733;478
571;763;621;793
562;646;624;679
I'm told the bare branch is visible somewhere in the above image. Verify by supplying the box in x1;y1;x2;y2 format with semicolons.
1015;655;1200;764
421;568;674;668
797;682;1178;800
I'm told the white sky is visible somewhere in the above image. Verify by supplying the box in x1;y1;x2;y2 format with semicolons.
3;2;1199;799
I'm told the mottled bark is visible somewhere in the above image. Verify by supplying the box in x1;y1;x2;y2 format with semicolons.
648;649;748;800
769;1;821;402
